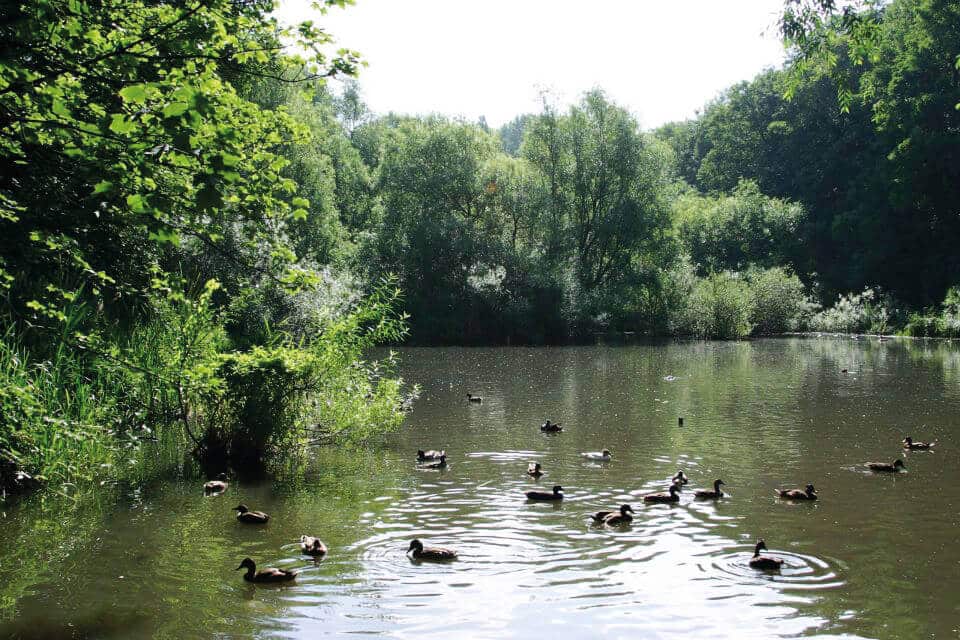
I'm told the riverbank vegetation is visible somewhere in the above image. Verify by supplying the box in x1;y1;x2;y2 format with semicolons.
2;0;958;497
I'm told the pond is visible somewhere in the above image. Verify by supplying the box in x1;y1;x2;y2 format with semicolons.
2;338;959;639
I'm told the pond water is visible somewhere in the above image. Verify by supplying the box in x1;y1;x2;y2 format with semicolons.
2;338;960;639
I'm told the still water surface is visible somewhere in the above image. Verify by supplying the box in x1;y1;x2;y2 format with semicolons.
2;338;960;639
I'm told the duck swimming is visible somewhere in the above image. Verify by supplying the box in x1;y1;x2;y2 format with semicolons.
643;483;681;504
420;454;448;470
776;484;817;500
407;538;457;562
235;504;270;524
300;535;328;557
417;449;445;461
694;479;725;499
526;485;564;501
236;558;297;583
203;473;228;495
672;470;689;485
902;437;936;450
748;540;784;571
591;504;634;525
867;459;905;473
540;420;563;432
580;449;611;461
527;462;544;478
466;393;483;403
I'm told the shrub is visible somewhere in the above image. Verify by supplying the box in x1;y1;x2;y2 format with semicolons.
809;287;895;334
682;272;753;339
747;267;815;334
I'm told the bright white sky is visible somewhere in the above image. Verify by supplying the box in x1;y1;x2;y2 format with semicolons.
275;0;788;129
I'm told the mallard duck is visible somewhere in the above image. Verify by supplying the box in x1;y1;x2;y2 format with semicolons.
643;483;681;504
420;454;447;470
300;535;328;557
203;473;228;494
466;393;483;403
672;470;689;485
236;557;297;583
235;504;270;524
867;459;905;473
526;485;564;501
580;449;611;461
540;420;563;432
407;538;457;561
417;449;445;461
527;462;544;478
591;504;634;525
748;539;783;571
902;437;936;450
695;479;725;499
776;484;817;500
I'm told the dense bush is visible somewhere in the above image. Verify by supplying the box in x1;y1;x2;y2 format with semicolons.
681;272;753;339
809;288;897;334
747;267;815;334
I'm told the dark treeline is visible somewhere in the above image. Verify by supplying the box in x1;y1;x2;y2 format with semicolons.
1;0;958;496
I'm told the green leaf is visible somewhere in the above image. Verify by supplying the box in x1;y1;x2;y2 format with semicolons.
108;114;137;135
119;85;148;105
93;181;113;195
162;102;189;118
292;208;308;221
126;194;146;212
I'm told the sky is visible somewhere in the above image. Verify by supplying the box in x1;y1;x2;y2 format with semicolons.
275;0;789;129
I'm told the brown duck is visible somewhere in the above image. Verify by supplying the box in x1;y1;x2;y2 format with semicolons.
417;449;445;461
902;437;936;450
776;484;817;500
748;540;784;571
526;485;564;501
407;538;457;561
591;504;634;525
867;459;905;473
235;504;270;524
236;558;297;583
643;483;681;504
694;479;725;499
300;535;328;557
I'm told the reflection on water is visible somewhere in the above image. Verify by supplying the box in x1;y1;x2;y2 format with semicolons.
2;337;959;639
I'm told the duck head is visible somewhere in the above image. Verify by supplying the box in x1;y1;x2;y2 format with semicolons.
754;539;767;556
407;539;424;554
902;437;913;445
673;470;688;483
620;504;634;514
602;449;612;457
714;479;725;490
529;462;541;471
894;459;905;469
417;449;426;459
805;484;816;495
236;557;255;571
234;504;249;514
552;485;564;494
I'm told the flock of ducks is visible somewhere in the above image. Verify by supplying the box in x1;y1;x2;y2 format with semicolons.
204;392;938;583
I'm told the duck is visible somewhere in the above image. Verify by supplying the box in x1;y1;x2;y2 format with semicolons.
236;557;297;583
203;473;228;495
867;459;905;473
407;538;457;561
591;504;634;525
420;454;447;470
234;504;270;523
299;535;328;557
580;449;611;461
902;436;936;450
466;393;483;403
748;539;784;571
417;449;445;461
540;420;563;432
694;479;725;499
527;462;544;478
526;485;564;501
643;483;681;504
672;470;689;485
776;484;818;500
